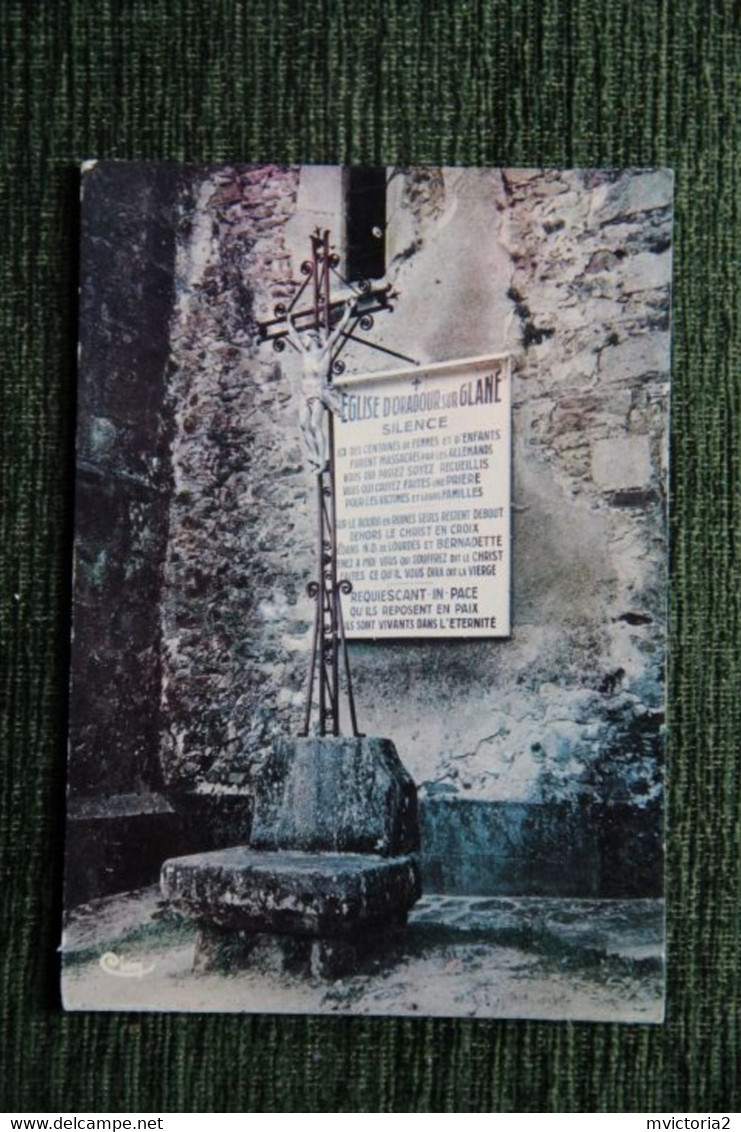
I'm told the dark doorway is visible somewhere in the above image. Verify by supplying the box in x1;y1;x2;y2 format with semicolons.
345;167;386;282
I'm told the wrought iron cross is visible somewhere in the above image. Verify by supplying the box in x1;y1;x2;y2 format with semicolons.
256;229;416;737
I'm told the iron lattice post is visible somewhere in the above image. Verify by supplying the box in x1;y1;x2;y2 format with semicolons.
300;231;360;738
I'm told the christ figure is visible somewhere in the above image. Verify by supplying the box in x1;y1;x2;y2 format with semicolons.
286;300;355;473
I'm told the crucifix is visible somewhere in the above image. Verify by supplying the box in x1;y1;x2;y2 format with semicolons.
257;229;417;738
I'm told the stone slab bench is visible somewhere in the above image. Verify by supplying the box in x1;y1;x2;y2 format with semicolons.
162;847;421;936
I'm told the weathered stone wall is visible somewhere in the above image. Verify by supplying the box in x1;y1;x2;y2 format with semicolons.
158;166;671;827
160;165;314;790
493;168;671;809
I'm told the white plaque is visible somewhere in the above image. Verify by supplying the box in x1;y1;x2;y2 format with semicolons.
334;354;512;639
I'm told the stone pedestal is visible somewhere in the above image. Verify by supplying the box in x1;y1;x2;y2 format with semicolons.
250;735;419;854
161;736;422;976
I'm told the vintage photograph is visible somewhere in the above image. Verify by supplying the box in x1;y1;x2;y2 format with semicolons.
62;163;672;1020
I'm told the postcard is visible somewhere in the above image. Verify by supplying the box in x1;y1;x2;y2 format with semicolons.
63;163;672;1019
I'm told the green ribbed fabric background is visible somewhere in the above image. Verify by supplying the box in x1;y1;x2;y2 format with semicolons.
1;0;739;1113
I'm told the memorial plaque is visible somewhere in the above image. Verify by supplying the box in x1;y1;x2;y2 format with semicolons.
334;354;512;639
